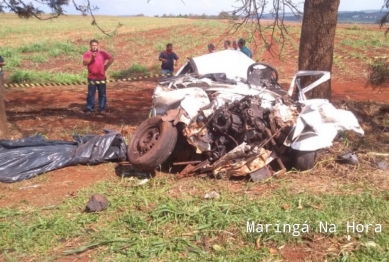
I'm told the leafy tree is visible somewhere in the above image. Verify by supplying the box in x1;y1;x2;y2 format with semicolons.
218;11;230;19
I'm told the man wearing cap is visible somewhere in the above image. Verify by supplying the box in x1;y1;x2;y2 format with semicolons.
208;43;216;53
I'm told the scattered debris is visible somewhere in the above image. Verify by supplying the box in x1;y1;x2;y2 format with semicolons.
336;151;359;165
19;184;41;190
85;194;109;212
375;161;388;170
204;191;220;199
297;199;303;209
212;244;223;251
136;179;150;186
250;166;271;182
362;241;379;248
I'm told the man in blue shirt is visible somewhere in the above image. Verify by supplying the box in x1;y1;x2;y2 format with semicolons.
159;43;179;77
238;38;252;58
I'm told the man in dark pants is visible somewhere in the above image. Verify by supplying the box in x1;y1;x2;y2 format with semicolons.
83;39;114;115
158;43;179;77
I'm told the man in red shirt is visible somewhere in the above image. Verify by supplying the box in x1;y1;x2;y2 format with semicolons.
83;39;114;115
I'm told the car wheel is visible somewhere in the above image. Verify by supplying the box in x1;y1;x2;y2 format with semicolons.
291;149;316;171
128;116;178;170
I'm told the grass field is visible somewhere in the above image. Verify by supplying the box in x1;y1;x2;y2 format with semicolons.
1;13;389;84
1;13;389;262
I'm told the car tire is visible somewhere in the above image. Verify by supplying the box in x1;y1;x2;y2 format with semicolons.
291;149;316;171
128;116;178;170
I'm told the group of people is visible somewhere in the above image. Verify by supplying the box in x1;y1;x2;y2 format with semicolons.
157;37;252;81
0;37;252;115
207;38;252;58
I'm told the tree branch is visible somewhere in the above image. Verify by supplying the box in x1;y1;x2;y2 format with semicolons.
71;0;122;37
1;0;122;37
228;0;302;58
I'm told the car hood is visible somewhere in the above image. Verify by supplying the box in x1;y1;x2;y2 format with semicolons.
182;50;256;80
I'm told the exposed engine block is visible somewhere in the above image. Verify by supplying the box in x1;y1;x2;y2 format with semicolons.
199;96;273;161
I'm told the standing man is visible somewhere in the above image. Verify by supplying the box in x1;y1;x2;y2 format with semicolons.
83;39;114;115
207;43;215;53
224;40;234;50
159;43;179;77
238;38;252;58
232;40;239;50
0;54;9;103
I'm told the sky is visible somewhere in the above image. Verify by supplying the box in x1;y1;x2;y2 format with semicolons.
59;0;387;16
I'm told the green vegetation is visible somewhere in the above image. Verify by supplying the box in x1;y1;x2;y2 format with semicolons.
367;58;389;87
27;53;48;63
346;25;362;31
0;13;387;87
9;70;87;84
111;63;151;79
1;176;388;261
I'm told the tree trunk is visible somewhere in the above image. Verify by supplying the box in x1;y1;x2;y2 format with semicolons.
298;0;340;100
0;73;8;139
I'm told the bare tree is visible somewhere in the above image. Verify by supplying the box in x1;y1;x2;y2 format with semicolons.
379;0;389;33
231;0;342;100
230;0;303;56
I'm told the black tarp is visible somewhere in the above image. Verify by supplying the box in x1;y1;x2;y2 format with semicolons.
0;130;127;183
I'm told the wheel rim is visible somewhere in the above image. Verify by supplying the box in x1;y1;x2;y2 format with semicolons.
137;126;160;155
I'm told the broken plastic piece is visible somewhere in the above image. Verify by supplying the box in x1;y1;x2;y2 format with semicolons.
204;191;220;199
250;166;271;182
376;161;388;171
336;151;359;165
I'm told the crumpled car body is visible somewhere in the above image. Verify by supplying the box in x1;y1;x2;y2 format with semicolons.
128;50;363;180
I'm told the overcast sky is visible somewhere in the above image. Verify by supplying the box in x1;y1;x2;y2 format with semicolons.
61;0;387;16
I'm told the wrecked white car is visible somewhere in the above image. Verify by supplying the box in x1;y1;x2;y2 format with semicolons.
127;50;364;181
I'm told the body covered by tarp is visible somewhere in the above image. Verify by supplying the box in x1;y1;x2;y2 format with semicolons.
0;130;127;183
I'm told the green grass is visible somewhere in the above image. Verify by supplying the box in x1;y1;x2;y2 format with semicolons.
366;58;389;87
18;41;48;53
346;25;362;31
1;176;389;261
3;56;22;69
9;70;87;84
27;53;48;63
111;63;151;79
